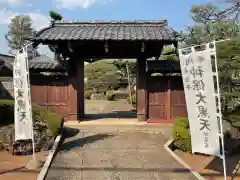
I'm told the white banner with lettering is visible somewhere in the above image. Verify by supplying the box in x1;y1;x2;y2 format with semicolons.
179;45;220;156
13;49;33;140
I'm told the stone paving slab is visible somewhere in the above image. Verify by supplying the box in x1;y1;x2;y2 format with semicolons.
46;126;197;180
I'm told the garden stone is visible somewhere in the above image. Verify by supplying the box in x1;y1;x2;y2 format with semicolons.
90;93;105;100
223;119;232;134
223;119;240;139
222;120;240;155
0;141;4;150
42;137;55;151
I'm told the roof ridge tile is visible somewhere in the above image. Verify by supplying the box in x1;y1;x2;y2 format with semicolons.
53;20;168;26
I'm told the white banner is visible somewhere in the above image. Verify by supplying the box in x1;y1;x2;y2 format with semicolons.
13;49;33;141
179;44;220;156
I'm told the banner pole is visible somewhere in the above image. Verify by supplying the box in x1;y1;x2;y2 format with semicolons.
213;41;227;180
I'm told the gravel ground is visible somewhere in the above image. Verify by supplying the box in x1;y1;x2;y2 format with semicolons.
45;126;197;180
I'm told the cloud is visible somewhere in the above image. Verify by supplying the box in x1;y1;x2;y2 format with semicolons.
29;12;50;30
0;0;24;6
55;0;111;9
0;9;50;30
0;9;14;24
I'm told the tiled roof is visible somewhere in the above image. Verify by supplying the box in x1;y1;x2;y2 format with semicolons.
34;20;179;41
0;54;14;63
0;54;67;70
28;60;68;70
29;55;68;70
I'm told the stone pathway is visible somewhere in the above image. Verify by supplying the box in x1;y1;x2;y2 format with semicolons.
46;126;197;180
85;100;136;119
85;100;133;114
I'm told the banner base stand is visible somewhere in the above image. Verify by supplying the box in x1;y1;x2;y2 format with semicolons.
25;156;43;170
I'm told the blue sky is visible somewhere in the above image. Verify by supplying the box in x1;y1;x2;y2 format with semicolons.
0;0;216;56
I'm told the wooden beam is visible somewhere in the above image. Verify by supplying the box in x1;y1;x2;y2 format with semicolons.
39;40;172;59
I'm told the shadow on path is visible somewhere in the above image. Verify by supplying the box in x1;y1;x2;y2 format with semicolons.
63;127;80;139
206;155;240;178
84;111;137;121
0;166;40;175
59;133;114;152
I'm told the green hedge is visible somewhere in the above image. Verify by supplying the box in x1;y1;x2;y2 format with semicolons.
0;100;63;136
172;117;192;152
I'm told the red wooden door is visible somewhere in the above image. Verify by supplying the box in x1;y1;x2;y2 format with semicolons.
147;76;169;122
170;76;188;120
31;75;69;118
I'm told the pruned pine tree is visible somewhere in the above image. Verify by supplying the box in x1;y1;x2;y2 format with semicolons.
5;14;38;59
48;10;63;60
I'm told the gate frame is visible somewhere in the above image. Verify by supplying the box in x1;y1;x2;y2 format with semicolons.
32;20;180;122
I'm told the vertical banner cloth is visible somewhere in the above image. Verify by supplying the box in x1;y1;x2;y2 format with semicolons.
179;45;220;157
13;49;33;140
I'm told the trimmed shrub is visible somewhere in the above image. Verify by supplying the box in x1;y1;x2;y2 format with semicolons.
84;60;120;93
32;104;63;136
172;117;192;152
0;100;62;136
106;91;115;101
84;90;95;99
0;100;14;126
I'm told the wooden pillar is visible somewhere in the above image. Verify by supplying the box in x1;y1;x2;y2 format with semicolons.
173;41;178;49
76;59;85;120
136;56;147;121
67;76;77;121
67;58;84;121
